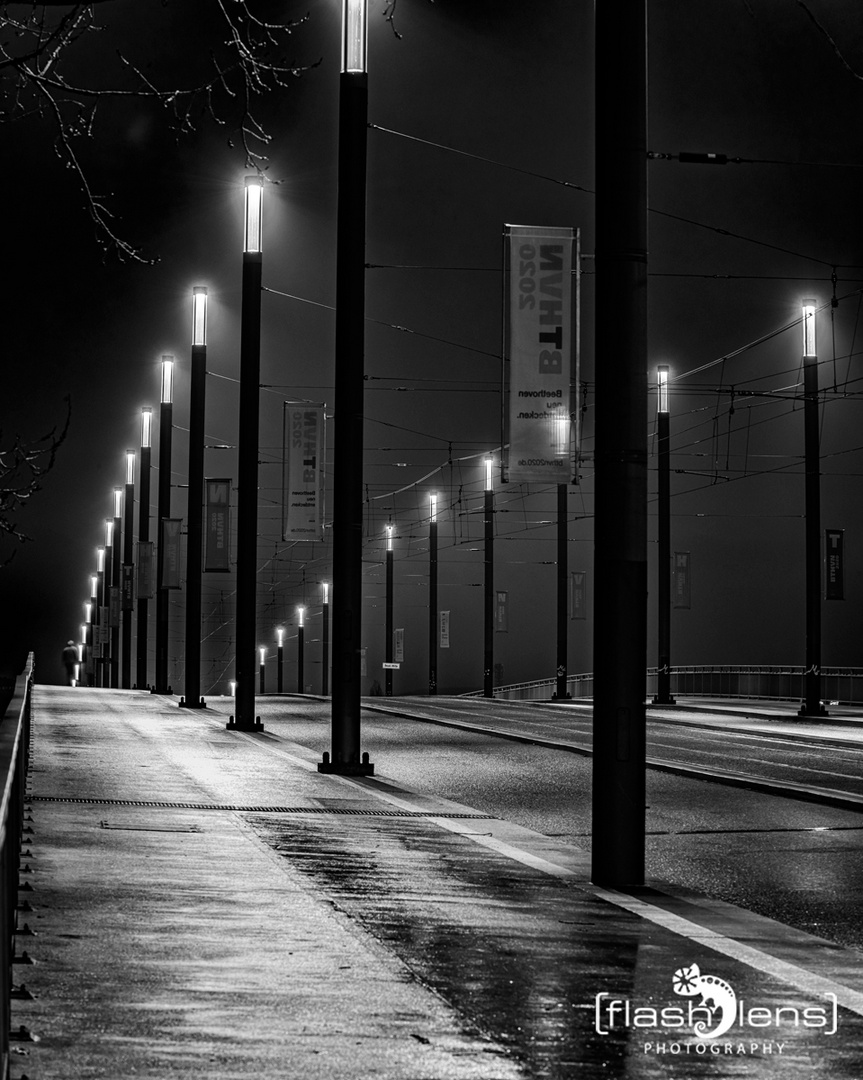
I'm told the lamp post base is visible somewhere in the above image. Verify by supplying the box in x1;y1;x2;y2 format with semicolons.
178;697;206;709
318;751;374;776
798;702;828;718
652;695;676;705
226;716;265;731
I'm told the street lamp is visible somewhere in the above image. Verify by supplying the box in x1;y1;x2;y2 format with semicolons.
321;0;373;774
428;493;438;696
95;549;105;686
800;299;826;717
121;450;135;688
483;458;494;698
385;524;394;697
342;0;367;73
276;627;285;694
321;582;330;696
137;406;153;689
155;357;174;694
297;605;306;693
104;519;114;688
653;366;675;705
111;485;123;687
259;645;266;694
181;285;209;710
230;177;265;732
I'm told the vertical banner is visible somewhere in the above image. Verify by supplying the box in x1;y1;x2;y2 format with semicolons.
109;587;121;628
205;478;231;572
360;647;367;678
394;628;405;663
570;571;587;620
439;610;450;649
503;224;579;484
137;541;155;599
283;404;325;541
160;518;182;589
495;590;508;632
99;610;110;645
121;564;135;610
673;551;691;609
825;529;844;600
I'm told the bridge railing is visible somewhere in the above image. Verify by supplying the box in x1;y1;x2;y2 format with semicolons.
0;655;33;1077
461;665;863;704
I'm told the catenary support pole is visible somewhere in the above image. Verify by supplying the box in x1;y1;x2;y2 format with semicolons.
556;484;568;700
591;0;649;887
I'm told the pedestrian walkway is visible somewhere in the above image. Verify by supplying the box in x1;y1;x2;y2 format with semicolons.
13;686;863;1078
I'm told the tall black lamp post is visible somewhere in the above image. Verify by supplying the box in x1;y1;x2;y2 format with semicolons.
122;451;135;688
320;0;373;774
182;286;208;709
111;486;122;688
137;407;152;689
385;524;394;697
155;356;174;694
321;582;330;696
654;365;675;705
800;299;827;717
276;627;285;694
428;493;438;695
104;519;114;687
229;176;265;731
297;605;306;694
95;554;105;686
483;457;494;698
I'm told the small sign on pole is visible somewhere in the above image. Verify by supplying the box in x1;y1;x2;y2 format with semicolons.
826;529;844;600
440;610;450;648
672;551;691;609
382;662;401;670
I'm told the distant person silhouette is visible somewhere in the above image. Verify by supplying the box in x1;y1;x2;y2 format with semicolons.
62;640;78;686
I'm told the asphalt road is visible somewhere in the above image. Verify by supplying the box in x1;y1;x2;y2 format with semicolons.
256;696;863;953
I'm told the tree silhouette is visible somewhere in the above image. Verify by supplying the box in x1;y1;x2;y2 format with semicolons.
0;1;312;259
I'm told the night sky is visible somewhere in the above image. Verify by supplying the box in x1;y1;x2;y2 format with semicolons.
2;0;862;691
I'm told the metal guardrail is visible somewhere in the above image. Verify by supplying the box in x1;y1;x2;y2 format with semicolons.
462;665;863;704
0;654;33;1078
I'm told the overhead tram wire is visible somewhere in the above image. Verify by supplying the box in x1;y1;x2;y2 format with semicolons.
369;124;860;270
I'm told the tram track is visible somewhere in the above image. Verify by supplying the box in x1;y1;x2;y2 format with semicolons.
363;699;863;813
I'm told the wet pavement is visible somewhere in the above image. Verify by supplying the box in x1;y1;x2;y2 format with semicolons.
14;686;863;1078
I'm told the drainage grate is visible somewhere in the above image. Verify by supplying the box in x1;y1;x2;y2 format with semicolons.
29;796;492;819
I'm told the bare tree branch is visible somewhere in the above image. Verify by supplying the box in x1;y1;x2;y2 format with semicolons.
797;1;863;81
0;396;72;565
0;2;316;259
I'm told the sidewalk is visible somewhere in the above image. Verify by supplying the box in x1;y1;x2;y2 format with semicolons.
13;686;863;1078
